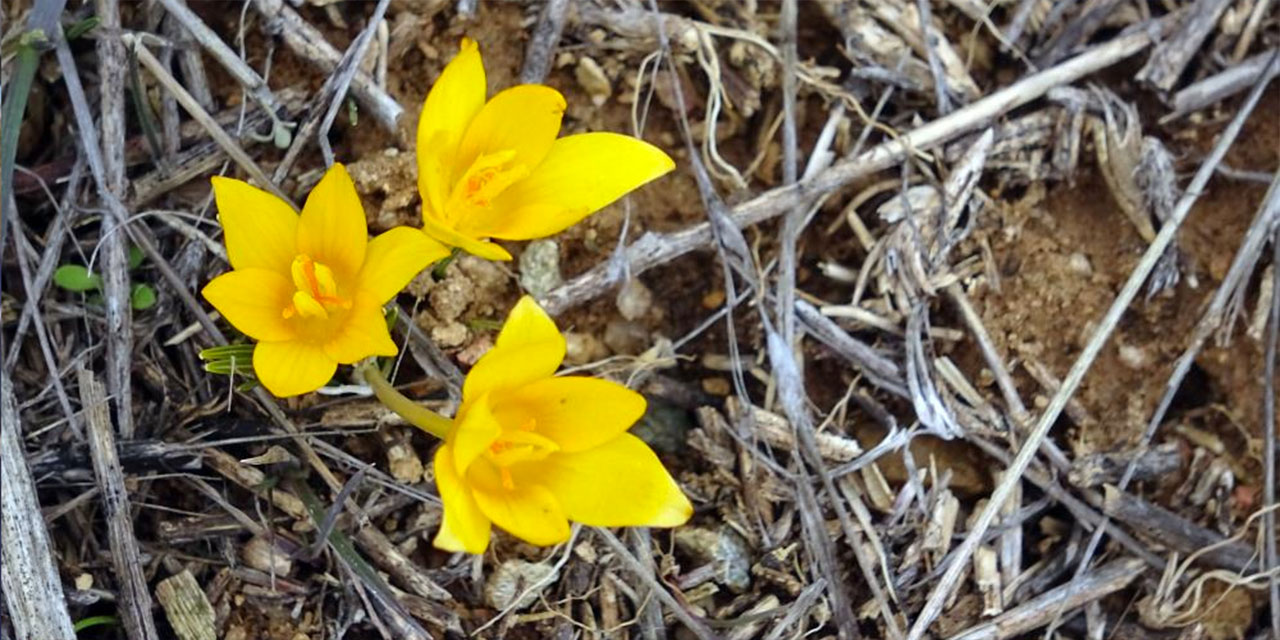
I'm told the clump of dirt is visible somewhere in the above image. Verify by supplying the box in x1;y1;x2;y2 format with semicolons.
974;100;1275;465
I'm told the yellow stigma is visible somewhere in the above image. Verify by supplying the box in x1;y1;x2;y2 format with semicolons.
283;255;351;319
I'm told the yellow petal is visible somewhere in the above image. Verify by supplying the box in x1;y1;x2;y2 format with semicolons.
357;227;451;303
212;176;298;274
201;268;295;342
531;433;692;527
253;340;336;397
495;295;562;350
469;459;571;546
418;37;486;220
453;85;565;184
322;293;397;364
463;133;676;240
450;392;501;475
432;444;492;554
462;296;564;400
493;377;645;453
419;214;513;261
296;163;367;284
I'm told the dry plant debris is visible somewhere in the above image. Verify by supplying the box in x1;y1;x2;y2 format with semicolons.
2;0;1279;639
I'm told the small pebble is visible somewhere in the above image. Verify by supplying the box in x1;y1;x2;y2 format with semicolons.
616;279;653;321
701;377;731;396
518;239;562;298
486;560;558;611
673;526;752;593
431;321;468;348
603;319;649;354
575;56;612;106
242;535;292;575
1118;343;1151;369
1068;252;1093;276
564;331;608;365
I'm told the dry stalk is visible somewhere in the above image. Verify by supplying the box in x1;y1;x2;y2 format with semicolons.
1;376;76;640
126;33;293;205
946;558;1146;640
94;0;135;439
79;365;159;639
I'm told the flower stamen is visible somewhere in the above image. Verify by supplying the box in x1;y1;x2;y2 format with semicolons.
284;254;352;319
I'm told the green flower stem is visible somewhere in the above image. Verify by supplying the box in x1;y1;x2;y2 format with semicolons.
359;361;452;440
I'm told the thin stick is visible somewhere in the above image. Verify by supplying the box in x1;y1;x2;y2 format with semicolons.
155;0;283;116
249;0;402;134
945;558;1145;640
597;529;720;640
1264;226;1279;635
163;0;214;110
1231;0;1274;62
79;365;159;640
1;376;77;640
520;0;571;84
125;33;294;206
2;157;82;372
277;0;393;177
905;49;1278;640
95;0;136;438
5;214;81;439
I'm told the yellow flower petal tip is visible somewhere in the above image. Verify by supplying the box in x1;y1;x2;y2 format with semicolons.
203;165;444;397
415;38;676;257
431;296;692;553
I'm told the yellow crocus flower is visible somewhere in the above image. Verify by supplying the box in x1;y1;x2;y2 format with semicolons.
416;38;676;261
430;296;692;552
202;164;449;397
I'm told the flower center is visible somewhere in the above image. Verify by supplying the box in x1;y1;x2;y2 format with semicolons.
446;149;529;221
283;255;351;320
483;417;558;490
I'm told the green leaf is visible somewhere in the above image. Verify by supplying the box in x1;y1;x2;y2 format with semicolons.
130;283;157;310
1;40;41;250
127;245;145;269
73;615;116;632
53;264;102;292
200;344;256;379
65;16;100;41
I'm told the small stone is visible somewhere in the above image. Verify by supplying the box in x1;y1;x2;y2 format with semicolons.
701;377;731;396
385;441;423;484
575;56;612;106
242;535;292;575
603;319;649;354
674;526;752;593
485;560;559;611
518;239;562;298
1068;252;1093;276
630;398;692;456
564;331;608;365
1118;343;1151;369
455;334;493;366
615;279;653;321
429;270;475;322
431;321;469;348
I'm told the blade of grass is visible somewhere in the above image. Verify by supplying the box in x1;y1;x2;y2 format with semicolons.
1;33;44;254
